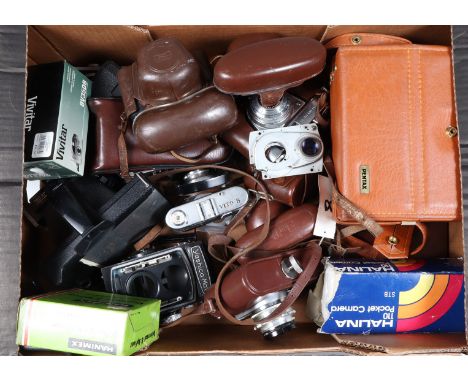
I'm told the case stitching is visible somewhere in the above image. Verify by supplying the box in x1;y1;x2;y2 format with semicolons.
418;48;427;214
407;48;416;213
339;46;449;53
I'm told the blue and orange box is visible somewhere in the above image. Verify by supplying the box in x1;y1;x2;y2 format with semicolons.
308;258;465;334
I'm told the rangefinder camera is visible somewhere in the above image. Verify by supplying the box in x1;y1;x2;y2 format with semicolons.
165;186;249;231
101;242;212;324
249;124;323;179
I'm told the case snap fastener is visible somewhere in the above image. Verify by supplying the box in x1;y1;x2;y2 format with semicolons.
446;126;458;138
387;235;399;245
351;35;362;45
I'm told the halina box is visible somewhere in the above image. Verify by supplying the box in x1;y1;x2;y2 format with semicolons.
308;258;465;335
16;289;160;356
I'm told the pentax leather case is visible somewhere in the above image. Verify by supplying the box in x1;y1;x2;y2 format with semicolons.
329;33;462;258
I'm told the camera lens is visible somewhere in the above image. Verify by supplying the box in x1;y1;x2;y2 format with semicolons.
127;272;160;298
265;143;286;163
300;137;322;157
161;265;189;292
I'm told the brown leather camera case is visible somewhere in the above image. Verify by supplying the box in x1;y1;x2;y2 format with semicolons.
330;38;461;224
88;98;232;173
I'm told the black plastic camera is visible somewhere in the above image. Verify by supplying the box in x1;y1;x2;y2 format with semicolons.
41;173;170;288
101;242;212;324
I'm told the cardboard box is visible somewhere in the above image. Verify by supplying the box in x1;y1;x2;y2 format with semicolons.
0;25;467;356
16;289;160;356
24;61;91;179
309;259;465;334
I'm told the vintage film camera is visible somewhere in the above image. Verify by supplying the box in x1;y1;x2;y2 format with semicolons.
164;168;249;231
213;36;327;132
102;242;212;324
42;173;170;287
165;186;249;231
249;124;323;179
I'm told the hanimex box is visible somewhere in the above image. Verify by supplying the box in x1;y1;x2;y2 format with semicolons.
16;289;161;356
24;61;91;180
308;259;465;335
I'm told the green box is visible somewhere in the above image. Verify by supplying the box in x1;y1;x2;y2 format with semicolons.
24;61;91;179
16;289;160;356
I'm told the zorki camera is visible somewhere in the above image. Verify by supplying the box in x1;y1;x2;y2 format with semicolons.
248;124;324;179
101;242;212;324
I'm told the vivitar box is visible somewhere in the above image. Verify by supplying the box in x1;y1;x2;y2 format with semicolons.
24;61;91;179
308;258;465;334
16;289;160;356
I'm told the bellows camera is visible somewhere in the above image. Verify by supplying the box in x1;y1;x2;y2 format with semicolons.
249;124;324;179
101;242;212;323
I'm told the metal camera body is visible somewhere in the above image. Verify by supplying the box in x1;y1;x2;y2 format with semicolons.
247;93;306;131
249;124;324;179
102;242;212;324
174;169;230;196
165;186;249;231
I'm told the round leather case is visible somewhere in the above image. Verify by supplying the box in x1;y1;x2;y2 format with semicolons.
133;87;238;154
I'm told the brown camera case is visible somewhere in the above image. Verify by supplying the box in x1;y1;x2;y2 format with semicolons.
330;39;461;224
88;97;233;173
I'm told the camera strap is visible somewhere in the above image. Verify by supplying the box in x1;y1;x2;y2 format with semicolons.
324;160;428;259
117;112;131;182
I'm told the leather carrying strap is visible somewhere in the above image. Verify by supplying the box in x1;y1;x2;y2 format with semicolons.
332;186;383;238
314;88;330;127
118;65;138;118
373;222;427;259
337;219;427;260
169;136;219;164
117;112;131;181
325;160;426;259
324;32;412;49
133;223;165;251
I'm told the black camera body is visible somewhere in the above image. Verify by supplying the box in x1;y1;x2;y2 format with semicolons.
101;242;212;323
42;173;170;287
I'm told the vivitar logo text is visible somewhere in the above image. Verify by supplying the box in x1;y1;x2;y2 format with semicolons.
25;96;38;132
56;124;67;160
360;165;369;194
79;79;88;107
68;338;116;354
